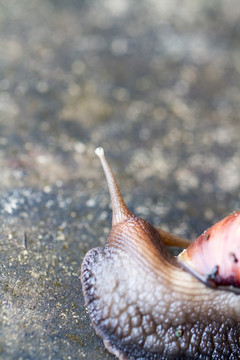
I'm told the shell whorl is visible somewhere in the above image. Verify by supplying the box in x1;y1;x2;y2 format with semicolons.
178;211;240;292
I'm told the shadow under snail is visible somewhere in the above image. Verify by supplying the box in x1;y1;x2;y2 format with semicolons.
81;147;240;360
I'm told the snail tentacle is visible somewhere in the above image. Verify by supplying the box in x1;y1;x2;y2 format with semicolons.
95;147;133;226
156;228;191;249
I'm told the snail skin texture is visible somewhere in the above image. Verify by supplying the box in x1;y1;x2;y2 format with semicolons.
81;148;240;360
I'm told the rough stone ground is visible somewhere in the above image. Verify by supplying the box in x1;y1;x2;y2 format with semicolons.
1;0;240;359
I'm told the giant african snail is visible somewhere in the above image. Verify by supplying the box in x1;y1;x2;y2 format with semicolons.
81;147;240;360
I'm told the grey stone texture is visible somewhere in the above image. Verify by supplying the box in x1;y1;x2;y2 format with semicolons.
1;0;240;359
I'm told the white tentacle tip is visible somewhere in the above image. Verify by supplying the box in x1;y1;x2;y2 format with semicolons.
95;147;105;158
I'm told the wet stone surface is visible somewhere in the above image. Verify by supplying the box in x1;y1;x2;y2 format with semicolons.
1;0;240;359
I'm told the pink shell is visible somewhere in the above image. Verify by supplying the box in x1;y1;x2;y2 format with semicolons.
178;211;240;289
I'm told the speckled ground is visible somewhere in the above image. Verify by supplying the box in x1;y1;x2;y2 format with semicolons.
1;0;240;359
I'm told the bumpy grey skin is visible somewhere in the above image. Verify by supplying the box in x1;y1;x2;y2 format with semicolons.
81;149;240;360
81;217;240;360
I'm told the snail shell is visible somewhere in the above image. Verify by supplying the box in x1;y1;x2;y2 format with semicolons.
81;148;240;360
179;211;240;290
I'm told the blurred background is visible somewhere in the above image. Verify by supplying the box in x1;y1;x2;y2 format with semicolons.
1;0;240;359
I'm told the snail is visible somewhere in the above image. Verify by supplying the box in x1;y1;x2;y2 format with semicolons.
81;147;240;360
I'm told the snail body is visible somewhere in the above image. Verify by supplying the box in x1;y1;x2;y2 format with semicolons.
81;148;240;360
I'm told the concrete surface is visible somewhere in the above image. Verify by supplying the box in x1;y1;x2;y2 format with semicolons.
1;0;240;359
